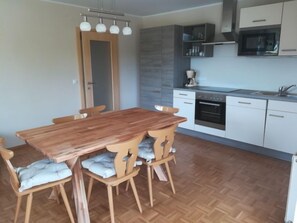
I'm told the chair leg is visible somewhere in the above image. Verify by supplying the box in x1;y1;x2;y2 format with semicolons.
173;155;177;165
87;177;94;203
152;168;154;180
24;193;33;223
14;196;22;223
53;186;61;204
165;162;175;194
147;165;153;207
59;184;75;223
116;185;119;196
107;185;115;223
125;181;130;191
129;178;142;213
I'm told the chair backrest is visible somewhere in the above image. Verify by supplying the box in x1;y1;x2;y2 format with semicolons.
154;105;179;114
106;134;144;178
52;113;87;124
79;105;106;117
148;124;177;161
0;143;20;190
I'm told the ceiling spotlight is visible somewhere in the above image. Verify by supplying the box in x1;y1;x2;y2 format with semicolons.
122;21;132;35
80;16;91;31
96;18;107;33
109;20;120;34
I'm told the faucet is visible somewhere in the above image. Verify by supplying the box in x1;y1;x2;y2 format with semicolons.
278;84;296;96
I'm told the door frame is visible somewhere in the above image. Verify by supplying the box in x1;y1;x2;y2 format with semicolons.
76;28;120;110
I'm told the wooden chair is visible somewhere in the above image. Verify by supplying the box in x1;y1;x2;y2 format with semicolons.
52;113;87;124
79;105;106;117
82;133;144;223
154;105;179;114
0;143;75;223
138;124;177;207
155;104;178;164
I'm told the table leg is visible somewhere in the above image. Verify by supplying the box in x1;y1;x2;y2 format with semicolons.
153;166;168;181
67;157;90;223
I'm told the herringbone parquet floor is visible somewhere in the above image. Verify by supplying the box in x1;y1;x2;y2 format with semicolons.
0;133;290;223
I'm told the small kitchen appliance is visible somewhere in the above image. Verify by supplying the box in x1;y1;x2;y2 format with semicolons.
185;70;198;87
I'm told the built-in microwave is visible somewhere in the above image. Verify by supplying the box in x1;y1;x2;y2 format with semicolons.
238;27;280;56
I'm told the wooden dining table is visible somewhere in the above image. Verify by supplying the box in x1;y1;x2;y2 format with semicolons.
16;107;186;223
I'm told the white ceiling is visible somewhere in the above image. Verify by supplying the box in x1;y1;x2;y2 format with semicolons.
44;0;223;16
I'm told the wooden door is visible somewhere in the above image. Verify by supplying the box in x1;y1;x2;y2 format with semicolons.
76;29;119;110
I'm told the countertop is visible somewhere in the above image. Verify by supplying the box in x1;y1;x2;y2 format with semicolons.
174;87;297;102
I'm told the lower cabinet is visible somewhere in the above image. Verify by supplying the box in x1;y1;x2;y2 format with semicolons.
173;90;195;130
226;96;267;146
264;100;297;154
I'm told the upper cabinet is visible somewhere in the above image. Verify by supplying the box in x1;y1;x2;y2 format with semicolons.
279;0;297;56
182;24;215;57
239;3;283;28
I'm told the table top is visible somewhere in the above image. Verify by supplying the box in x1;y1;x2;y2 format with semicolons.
16;107;186;163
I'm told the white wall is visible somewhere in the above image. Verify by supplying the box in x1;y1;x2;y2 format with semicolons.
0;0;141;147
142;0;297;93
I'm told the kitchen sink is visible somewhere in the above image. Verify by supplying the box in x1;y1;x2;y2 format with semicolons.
250;91;297;100
250;91;278;96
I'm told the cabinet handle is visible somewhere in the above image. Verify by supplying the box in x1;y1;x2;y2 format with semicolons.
184;102;193;105
199;101;220;107
269;114;284;118
238;101;251;105
252;19;266;23
281;49;297;52
179;93;188;96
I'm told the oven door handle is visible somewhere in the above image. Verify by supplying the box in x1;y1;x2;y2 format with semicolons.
199;101;220;107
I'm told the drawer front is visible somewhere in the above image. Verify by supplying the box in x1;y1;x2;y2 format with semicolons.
227;96;267;109
268;100;297;113
173;90;195;100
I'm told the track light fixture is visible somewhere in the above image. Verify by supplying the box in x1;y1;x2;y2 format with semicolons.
79;8;132;35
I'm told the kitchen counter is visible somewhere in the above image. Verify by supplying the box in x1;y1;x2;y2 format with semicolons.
174;86;297;102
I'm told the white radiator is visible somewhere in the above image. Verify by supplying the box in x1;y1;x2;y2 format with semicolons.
285;155;297;223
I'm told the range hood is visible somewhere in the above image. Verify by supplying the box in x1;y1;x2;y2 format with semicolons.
203;0;238;45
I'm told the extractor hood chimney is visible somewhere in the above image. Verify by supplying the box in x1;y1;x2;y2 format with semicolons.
203;0;238;45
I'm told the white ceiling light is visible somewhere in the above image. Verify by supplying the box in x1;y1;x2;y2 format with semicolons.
96;18;107;33
80;16;91;31
79;0;132;36
122;21;132;35
109;20;120;34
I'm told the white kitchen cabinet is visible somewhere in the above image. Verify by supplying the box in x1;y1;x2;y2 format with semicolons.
226;96;267;146
173;90;195;130
279;0;297;56
264;100;297;154
239;3;283;28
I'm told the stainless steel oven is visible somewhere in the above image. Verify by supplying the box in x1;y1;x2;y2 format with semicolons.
195;92;226;130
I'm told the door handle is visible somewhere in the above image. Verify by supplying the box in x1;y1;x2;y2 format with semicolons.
87;82;95;85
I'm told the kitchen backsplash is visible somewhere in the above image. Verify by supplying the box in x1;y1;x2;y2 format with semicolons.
191;44;297;93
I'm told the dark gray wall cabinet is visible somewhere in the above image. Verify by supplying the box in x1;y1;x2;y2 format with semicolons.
182;23;215;57
139;25;190;110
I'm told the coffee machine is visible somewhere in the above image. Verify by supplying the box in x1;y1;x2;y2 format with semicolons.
185;70;197;87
